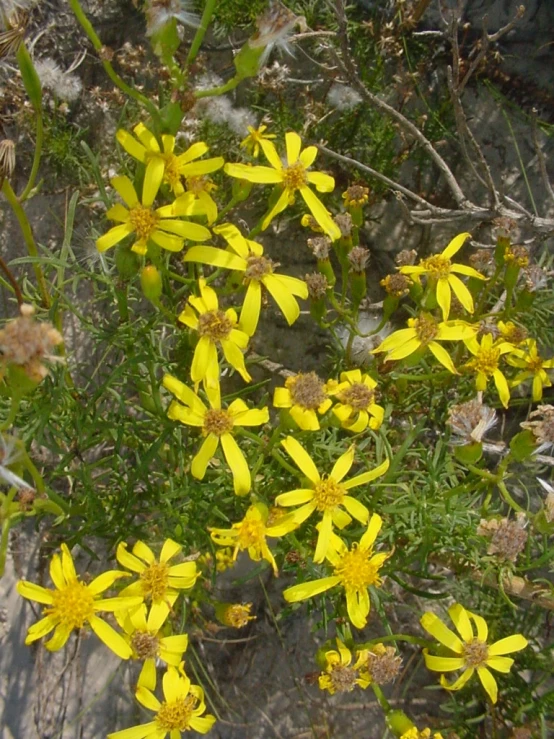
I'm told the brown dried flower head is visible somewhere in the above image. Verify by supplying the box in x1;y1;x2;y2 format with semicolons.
447;397;497;445
0;304;63;383
220;603;256;629
0;139;15;180
520;405;554;452
469;248;495;274
395;249;417;267
380;273;410;297
366;644;402;685
342;184;369;208
307;236;332;261
305;272;329;300
347;246;370;273
477;513;528;562
334;212;353;238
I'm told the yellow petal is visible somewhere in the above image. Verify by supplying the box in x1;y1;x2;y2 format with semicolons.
17;580;54;604
133;540;156;564
184;245;245;271
275;489;314;507
89;614;133;659
163;666;188;702
342;495;369;524
488;634;528;656
191;336;217;385
442;232;470;260
149;230;184;252
485;656;514;673
25;615;57;642
106;203;130;223
224;162;283;184
420;612;463;653
112;175;139;208
136;685;162;712
439;667;474;691
448;273;474;313
96;223;134;252
448;603;473;642
283;576;341;602
306;171;335;193
263;274;301;326
116;129;146;162
343;459;389;490
477;666;498;703
240;280;262;337
281;436;320;484
299;186;341;241
428;341;458;374
160;538;181;563
423;652;466;672
45;623;72;651
134;123;160;152
179;156;224;177
191;434;219;479
88;570;130;595
116;542;146;573
345;587;369;629
359;512;382;549
493;369;510;409
436;278;451;320
330;446;355;483
177;141;209;164
220;339;251;383
260;187;291;230
285;132;302;164
107;722;158;738
221;433;251;495
299;145;318;168
260;138;282;170
385;337;422;362
468;611;488;642
313;512;333;563
273;386;292;408
137;659;157;691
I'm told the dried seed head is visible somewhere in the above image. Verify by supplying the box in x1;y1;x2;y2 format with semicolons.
447;397;497;444
366;644;402;685
257;61;290;92
305;272;329;300
334;212;353;238
380;273;410;297
347;246;370;273
342;184;369;208
477;513;528;562
492;216;517;240
524;264;548;292
285;372;327;410
469;249;495;274
220;603;255;628
131;630;160;659
307;236;332;260
395;248;417;267
0;304;63;382
521;405;554;451
0;139;15;179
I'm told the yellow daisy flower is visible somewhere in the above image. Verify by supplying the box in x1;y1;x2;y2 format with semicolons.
318;638;372;694
184;222;308;336
497;320;528;347
96;170;211;256
224;131;341;241
276;436;389;562
420;602;528;704
507;338;554;401
178;174;219;224
273;371;333;430
400;729;444;739
107;665;216;738
209;502;299;576
283;513;390;629
372;313;477;374
463;333;514;408
116;538;198;629
400;233;486;320
240;124;276;158
116;122;224;197
16;543;141;657
116;603;189;690
328;369;385;432
178;278;251;390
163;374;268;495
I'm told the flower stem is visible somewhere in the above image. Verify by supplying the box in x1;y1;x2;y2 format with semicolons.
19;107;43;202
187;0;217;66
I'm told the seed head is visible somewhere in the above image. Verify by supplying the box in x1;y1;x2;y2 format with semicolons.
366;644;402;685
348;246;370;273
521;405;554;452
334;212;353;238
285;372;327;410
477;513;528;562
305;272;329;300
395;249;417;267
447;397;497;444
504;246;529;268
0;304;63;382
381;273;410;297
0;139;15;180
343;185;369;208
307;236;332;260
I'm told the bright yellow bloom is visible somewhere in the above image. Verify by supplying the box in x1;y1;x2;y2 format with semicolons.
224;131;341;241
116;538;198;629
116;603;189;690
283;513;390;629
178;278;251;390
16;544;141;657
276;436;389;562
163;374;268;495
318;638;372;694
372;313;477;374
497;320;528;347
400;729;444;739
463;333;514;408
421;603;528;704
215;602;256;628
342;184;369;208
400;233;486;320
97;172;211;256
116;123;224;197
328;369;384;432
107;665;216;738
273;371;333;430
240;124;276;158
176;174;220;224
209;502;299;576
184;222;308;336
507;338;554;401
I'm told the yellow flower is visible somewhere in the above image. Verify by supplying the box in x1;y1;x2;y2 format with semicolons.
240;124;276;158
273;371;333;430
224;131;341;241
318;638;372;694
507;338;554;401
116;538;198;628
342;184;369;208
497;320;528;347
420;602;528;704
16;543;141;657
372;313;477;374
178;278;251;390
107;665;216;738
97;171;211;256
184;222;308;336
463;333;514;408
163;374;268;495
400;233;486;320
400;729;444;739
174;174;219;225
116;123;224;197
215;602;256;628
209;502;299;576
116;603;189;690
328;369;385;432
283;513;390;629
276;436;389;562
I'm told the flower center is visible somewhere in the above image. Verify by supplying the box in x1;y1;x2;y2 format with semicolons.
412;314;439;345
131;630;160;659
282;162;307;190
312;477;345;511
186;175;214;196
420;254;451;279
129;204;159;241
237;517;266;550
329;663;359;693
162;154;181;189
244;255;275;281
462;638;489;667
203;408;234;437
222;603;255;628
156;695;197;731
468;346;500;377
140;561;170;601
46;580;95;629
527;356;543;372
339;382;374;410
197;310;233;342
286;372;327;410
334;544;383;591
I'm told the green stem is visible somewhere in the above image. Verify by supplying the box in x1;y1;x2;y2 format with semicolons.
498;480;525;513
19;108;43;202
371;683;391;713
68;0;161;123
1;179;51;308
392;371;452;381
187;0;217;66
0;514;12;577
194;76;240;99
